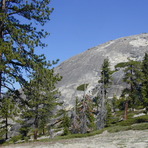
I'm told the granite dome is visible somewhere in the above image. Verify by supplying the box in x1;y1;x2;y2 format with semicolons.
55;33;148;106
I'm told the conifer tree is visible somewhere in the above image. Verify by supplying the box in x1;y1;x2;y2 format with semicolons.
115;59;143;109
82;96;95;133
141;53;148;113
20;62;61;140
97;58;112;129
112;94;118;112
76;83;95;133
99;58;112;99
61;110;71;135
0;91;19;140
71;97;80;134
0;0;53;97
74;95;95;134
115;59;143;119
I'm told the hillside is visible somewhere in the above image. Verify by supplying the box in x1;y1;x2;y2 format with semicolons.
55;33;148;106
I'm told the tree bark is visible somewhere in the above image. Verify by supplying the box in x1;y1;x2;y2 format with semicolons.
124;100;128;120
34;105;39;140
5;115;8;140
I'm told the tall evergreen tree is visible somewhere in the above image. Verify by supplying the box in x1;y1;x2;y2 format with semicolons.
141;53;148;113
61;109;71;136
115;59;143;108
115;59;143;119
99;58;112;99
97;58;112;129
0;91;19;140
76;83;96;133
0;0;53;97
20;62;61;140
71;97;80;134
73;95;95;134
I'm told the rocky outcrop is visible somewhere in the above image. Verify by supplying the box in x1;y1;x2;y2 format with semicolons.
55;33;148;106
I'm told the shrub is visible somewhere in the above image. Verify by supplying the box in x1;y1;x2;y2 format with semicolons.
77;84;89;91
24;136;29;142
116;98;125;111
135;115;148;123
117;115;148;126
131;123;148;130
10;135;22;143
107;126;131;133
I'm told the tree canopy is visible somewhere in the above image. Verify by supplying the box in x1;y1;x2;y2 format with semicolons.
20;62;61;140
115;59;143;108
97;58;112;129
141;53;148;112
0;0;53;97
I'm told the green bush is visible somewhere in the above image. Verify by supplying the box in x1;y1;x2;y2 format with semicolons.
10;135;22;143
107;126;131;133
63;127;70;136
135;115;148;123
131;123;148;130
39;123;148;143
118;115;148;126
24;136;29;142
116;98;125;111
77;84;89;91
106;117;120;127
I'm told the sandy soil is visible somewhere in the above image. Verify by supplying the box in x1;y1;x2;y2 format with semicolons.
1;130;148;148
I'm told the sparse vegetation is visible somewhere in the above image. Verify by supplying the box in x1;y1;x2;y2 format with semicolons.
77;84;89;91
0;1;148;146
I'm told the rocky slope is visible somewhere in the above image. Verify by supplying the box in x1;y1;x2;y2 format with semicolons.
55;33;148;107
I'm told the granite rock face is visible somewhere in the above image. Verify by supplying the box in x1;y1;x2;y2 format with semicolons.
55;33;148;106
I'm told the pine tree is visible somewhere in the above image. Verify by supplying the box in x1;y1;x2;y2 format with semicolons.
0;0;53;97
71;97;80;134
115;59;143;119
61;110;71;136
0;91;19;140
20;62;61;140
97;58;112;129
112;94;118;112
141;53;148;113
76;83;96;133
99;58;112;99
116;60;143;107
70;95;96;134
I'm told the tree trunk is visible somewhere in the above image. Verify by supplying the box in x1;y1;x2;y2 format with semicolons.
80;87;87;134
34;105;39;140
34;130;38;140
130;65;135;109
124;100;128;120
42;128;45;135
97;73;107;130
5;115;8;140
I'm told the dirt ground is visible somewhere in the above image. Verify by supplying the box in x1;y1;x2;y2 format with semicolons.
1;130;148;148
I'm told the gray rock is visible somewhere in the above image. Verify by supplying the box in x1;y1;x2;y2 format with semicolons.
55;33;148;105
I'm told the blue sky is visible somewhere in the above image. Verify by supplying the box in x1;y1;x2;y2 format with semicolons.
4;0;148;91
38;0;148;65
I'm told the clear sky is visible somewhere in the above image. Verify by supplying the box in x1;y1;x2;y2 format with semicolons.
37;0;148;65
